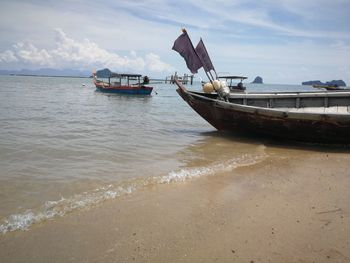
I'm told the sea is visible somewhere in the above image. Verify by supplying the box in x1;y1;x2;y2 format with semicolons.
0;75;315;234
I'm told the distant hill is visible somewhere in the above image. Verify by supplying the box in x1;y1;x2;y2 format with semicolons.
251;76;263;84
96;68;112;78
302;80;346;87
0;68;91;77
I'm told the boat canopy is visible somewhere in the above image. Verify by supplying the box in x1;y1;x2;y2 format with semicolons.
217;75;247;91
109;73;142;78
218;76;247;80
102;72;144;86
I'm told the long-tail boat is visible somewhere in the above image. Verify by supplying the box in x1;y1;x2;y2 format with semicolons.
176;79;350;143
312;84;345;91
93;71;153;95
173;29;350;143
172;29;350;143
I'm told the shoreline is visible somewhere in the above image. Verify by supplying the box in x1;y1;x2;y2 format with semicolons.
1;148;349;262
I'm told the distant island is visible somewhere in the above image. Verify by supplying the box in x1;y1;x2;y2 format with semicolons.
96;68;112;78
302;79;346;87
251;76;263;84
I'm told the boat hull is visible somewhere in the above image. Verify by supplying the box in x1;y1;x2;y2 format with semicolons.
95;86;153;95
93;77;153;95
177;83;350;143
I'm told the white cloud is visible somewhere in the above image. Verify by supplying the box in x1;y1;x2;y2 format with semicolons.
13;42;53;66
0;28;173;73
330;41;350;51
0;50;18;62
145;53;173;72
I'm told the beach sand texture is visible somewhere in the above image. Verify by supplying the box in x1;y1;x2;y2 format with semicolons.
1;146;349;263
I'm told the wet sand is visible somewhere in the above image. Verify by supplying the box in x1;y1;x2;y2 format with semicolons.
1;147;350;262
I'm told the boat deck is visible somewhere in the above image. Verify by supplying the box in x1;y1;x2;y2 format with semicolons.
228;90;350;98
226;91;350;112
277;106;350;114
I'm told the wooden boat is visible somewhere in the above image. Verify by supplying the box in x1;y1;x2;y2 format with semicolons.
217;76;247;92
93;72;153;95
312;84;345;91
175;79;350;143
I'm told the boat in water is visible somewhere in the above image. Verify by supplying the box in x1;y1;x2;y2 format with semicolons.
93;71;153;95
176;79;350;143
217;76;247;92
172;29;350;143
312;84;345;91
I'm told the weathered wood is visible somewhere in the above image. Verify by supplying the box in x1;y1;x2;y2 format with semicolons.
175;79;350;143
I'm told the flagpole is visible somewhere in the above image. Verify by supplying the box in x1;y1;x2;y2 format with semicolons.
182;29;214;83
208;70;215;81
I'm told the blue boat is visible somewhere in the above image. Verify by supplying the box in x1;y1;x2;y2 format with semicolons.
93;71;153;95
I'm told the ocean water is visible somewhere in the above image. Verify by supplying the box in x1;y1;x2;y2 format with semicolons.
0;76;313;233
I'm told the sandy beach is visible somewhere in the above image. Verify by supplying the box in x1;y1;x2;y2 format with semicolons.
1;145;349;263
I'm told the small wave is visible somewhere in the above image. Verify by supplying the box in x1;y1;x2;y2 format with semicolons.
0;185;136;234
0;153;266;234
157;153;264;184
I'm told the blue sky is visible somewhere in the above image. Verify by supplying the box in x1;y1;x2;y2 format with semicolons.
0;0;349;84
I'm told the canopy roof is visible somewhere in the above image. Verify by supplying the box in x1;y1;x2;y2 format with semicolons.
109;73;142;78
218;76;247;80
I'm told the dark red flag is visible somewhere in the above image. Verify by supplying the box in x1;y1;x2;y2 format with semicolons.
195;38;215;73
172;32;202;74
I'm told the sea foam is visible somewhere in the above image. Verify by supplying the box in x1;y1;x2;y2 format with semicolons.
0;152;266;234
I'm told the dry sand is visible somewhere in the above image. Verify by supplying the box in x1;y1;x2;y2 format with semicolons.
1;147;350;262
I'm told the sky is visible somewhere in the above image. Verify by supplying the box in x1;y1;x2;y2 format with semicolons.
0;0;349;84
